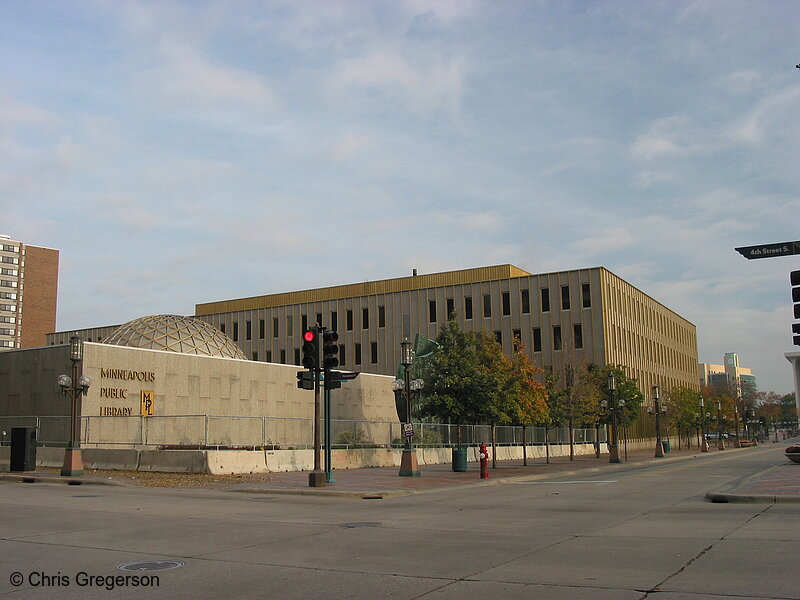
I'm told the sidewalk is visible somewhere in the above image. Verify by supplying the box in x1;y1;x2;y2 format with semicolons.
706;459;800;504
6;442;799;502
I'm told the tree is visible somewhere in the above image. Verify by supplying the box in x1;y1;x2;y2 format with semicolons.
780;392;798;423
549;353;601;460
474;331;517;466
508;340;548;466
667;386;703;449
594;365;644;457
417;318;485;448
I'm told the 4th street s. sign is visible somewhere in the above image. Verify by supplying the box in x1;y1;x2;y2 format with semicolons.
735;241;800;260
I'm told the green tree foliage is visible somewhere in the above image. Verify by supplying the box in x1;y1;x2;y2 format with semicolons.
595;365;643;427
417;318;488;446
548;354;601;459
474;330;517;426
666;386;703;446
781;393;798;422
701;383;736;432
418;318;553;453
755;391;798;426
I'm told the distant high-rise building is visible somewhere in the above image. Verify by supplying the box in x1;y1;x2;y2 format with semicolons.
699;352;756;397
0;234;59;350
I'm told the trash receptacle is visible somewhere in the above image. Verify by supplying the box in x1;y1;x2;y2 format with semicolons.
452;447;467;472
661;440;671;453
10;427;37;472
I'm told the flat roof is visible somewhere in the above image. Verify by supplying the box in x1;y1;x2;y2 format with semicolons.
195;264;533;315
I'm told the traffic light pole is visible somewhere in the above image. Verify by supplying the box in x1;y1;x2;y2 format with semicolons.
308;370;327;487
324;384;335;483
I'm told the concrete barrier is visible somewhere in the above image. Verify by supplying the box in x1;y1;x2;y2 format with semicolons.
419;447;450;466
206;450;268;474
83;449;140;471
265;449;314;472
3;442;612;474
332;448;397;469
137;450;207;473
36;447;65;468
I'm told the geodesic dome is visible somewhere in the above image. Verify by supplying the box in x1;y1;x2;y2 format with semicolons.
101;314;246;359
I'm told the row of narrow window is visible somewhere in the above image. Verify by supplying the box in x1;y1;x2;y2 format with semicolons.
222;283;592;342
251;341;379;367
247;323;585;368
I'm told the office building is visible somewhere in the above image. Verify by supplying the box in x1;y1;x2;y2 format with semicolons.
699;352;757;397
193;264;699;395
0;234;58;350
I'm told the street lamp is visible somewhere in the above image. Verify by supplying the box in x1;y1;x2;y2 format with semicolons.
699;397;709;452
649;385;665;457
396;338;422;477
608;373;620;463
59;335;91;476
716;401;726;451
733;404;741;447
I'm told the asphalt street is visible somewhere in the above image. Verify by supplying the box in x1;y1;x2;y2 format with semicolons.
1;444;798;600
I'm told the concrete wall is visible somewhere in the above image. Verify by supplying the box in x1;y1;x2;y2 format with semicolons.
0;343;398;447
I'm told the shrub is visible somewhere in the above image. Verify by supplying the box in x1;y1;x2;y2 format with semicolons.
334;428;370;446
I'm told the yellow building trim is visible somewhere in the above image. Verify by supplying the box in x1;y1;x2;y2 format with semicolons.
195;264;532;315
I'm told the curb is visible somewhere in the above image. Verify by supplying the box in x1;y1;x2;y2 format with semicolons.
0;473;125;487
228;450;724;499
705;464;800;504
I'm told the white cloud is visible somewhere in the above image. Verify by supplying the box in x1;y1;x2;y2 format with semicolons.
717;69;763;94
400;0;479;23
630;116;707;161
573;227;636;258
0;95;59;130
325;49;466;118
728;85;800;145
136;40;282;114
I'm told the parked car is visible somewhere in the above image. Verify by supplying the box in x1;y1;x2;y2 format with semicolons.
705;432;730;440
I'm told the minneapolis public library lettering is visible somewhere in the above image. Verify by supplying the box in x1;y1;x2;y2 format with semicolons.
99;367;156;417
100;368;156;382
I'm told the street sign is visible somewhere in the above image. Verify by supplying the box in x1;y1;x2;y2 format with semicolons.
403;423;414;438
735;241;800;260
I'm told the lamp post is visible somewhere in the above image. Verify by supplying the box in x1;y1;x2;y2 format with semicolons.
396;338;422;477
733;404;741;447
716;401;726;450
608;373;620;463
59;335;91;476
650;385;665;457
699;397;709;452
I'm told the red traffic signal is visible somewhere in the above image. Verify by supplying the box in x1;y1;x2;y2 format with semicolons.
302;327;320;370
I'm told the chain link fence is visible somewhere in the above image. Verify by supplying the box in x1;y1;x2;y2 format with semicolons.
0;415;606;450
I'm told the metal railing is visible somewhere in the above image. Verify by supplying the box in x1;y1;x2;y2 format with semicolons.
0;415;606;450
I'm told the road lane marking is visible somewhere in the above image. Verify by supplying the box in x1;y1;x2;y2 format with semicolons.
510;480;617;485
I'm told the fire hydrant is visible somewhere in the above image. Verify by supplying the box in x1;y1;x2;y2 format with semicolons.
479;443;490;479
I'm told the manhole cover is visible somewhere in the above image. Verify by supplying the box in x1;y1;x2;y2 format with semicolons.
339;522;381;528
117;560;185;572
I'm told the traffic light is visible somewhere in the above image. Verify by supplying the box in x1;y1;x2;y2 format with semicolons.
792;271;800;346
322;330;339;370
302;327;320;371
296;370;314;390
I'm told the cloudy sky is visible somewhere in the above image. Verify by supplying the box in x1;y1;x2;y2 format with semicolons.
3;1;799;393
